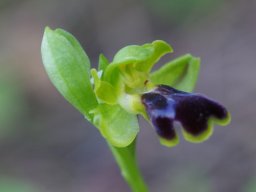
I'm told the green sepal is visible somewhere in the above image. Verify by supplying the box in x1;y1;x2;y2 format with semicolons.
91;104;139;147
104;40;172;87
140;40;173;72
91;69;117;105
112;40;172;72
98;54;109;71
150;54;200;92
41;27;98;121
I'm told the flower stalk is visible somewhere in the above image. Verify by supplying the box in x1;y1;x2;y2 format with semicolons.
109;140;148;192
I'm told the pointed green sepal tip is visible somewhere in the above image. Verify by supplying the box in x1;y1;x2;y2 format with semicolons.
41;27;98;121
98;54;109;71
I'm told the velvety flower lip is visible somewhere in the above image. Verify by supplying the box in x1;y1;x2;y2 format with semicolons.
141;85;231;146
141;92;177;140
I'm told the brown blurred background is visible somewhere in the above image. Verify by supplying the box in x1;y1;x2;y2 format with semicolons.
0;0;256;191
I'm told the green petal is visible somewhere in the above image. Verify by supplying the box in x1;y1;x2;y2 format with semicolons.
91;69;117;105
91;104;139;147
150;54;200;92
41;27;98;121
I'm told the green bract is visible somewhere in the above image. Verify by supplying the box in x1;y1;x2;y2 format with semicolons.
41;27;205;147
41;27;97;121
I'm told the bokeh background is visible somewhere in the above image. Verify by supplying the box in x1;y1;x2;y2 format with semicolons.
0;0;256;191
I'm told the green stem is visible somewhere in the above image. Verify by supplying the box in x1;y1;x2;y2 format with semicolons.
108;139;148;192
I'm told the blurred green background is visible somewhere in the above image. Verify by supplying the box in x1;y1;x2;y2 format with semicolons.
0;0;256;191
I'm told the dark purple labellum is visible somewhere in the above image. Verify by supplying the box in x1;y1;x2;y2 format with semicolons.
141;85;230;143
142;92;176;140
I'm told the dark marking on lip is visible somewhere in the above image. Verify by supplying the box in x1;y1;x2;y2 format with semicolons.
141;84;229;141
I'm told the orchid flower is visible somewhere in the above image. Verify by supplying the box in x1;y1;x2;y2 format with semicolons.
41;27;231;192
